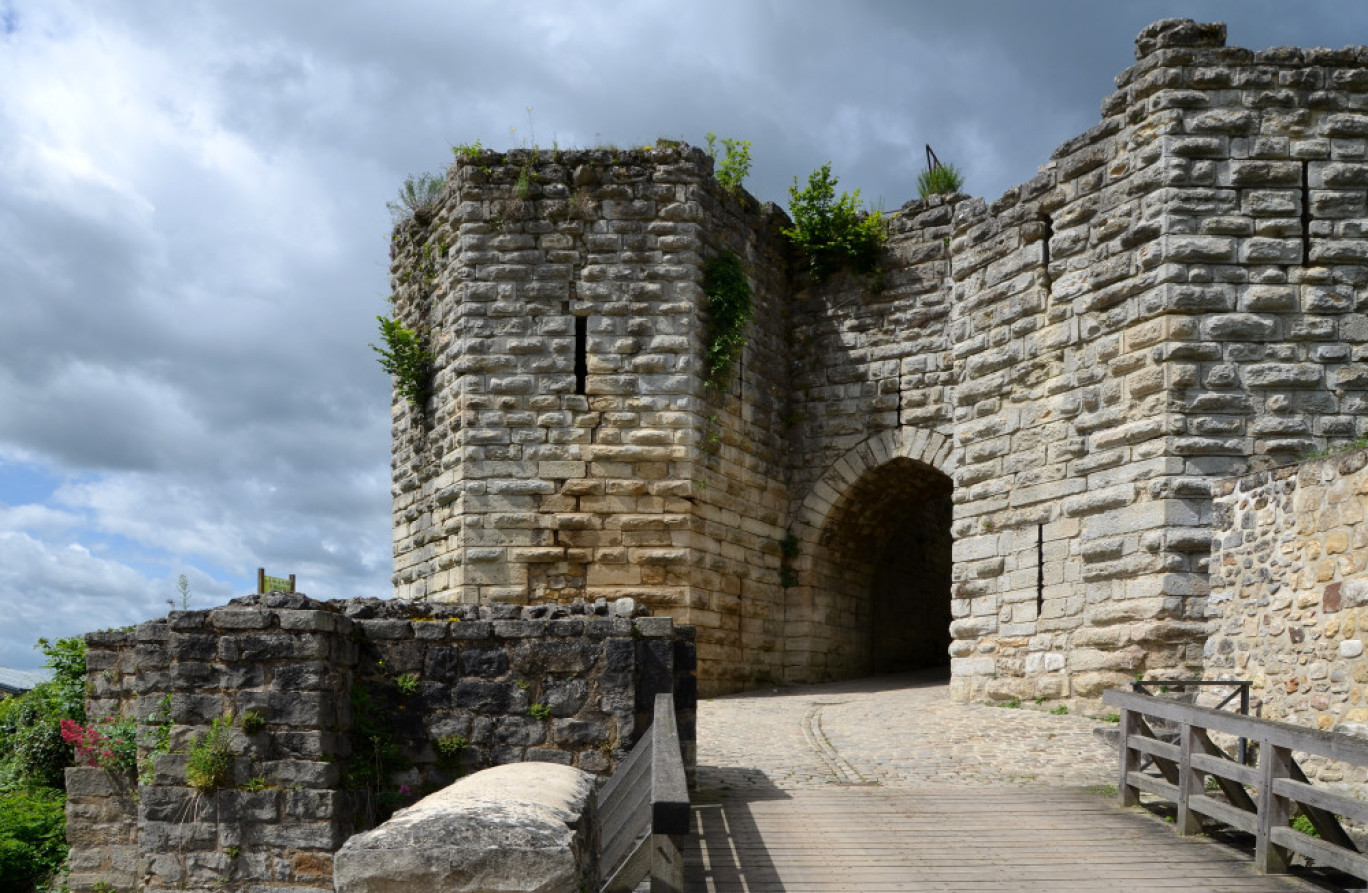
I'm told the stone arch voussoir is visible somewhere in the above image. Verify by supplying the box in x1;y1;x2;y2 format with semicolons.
793;427;954;546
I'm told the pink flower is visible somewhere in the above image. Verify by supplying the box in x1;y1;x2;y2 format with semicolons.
60;719;108;767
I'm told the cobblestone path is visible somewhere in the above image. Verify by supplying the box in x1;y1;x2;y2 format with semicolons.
682;670;1327;892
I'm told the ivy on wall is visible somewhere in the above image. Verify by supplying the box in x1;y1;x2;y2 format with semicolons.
702;252;753;395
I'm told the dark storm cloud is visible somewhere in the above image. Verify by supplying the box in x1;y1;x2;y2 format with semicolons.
4;0;1368;665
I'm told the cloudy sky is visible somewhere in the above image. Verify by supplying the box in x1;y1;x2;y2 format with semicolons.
3;1;1367;669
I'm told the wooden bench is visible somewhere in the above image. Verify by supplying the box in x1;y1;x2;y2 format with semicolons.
1105;687;1368;883
597;692;691;893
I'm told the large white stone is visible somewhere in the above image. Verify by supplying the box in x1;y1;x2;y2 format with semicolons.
333;762;597;893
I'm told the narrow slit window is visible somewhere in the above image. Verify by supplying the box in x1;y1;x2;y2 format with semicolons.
574;316;588;396
1301;160;1312;268
1036;523;1045;619
1040;215;1054;297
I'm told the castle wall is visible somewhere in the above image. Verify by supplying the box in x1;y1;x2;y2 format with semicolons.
782;199;960;681
1207;452;1368;737
947;19;1368;703
388;145;795;693
67;594;694;892
388;19;1368;701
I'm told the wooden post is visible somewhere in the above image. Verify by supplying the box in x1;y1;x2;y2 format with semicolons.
1255;740;1291;874
256;568;265;594
650;833;684;893
1118;707;1139;807
1177;723;1201;835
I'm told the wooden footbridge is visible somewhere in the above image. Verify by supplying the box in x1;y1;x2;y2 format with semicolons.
627;675;1368;893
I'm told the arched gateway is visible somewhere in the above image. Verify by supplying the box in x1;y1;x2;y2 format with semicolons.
785;428;955;683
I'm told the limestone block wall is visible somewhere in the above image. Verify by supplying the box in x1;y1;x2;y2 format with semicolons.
946;19;1368;703
942;46;1189;702
67;594;694;893
388;144;792;693
1206;451;1368;737
688;190;793;690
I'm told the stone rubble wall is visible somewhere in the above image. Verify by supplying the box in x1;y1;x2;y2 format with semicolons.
1207;450;1368;738
389;19;1368;704
67;592;694;893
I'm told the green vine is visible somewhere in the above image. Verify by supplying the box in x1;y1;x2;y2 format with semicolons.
783;162;885;280
702;252;753;394
371;316;434;407
138;694;173;786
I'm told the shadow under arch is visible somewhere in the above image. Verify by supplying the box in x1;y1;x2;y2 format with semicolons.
786;428;956;683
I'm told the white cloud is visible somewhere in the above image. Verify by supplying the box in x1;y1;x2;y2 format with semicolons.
0;531;166;667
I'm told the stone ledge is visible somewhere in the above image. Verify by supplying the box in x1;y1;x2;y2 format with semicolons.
333;762;597;893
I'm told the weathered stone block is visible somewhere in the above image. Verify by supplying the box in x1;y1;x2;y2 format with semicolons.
333;764;597;893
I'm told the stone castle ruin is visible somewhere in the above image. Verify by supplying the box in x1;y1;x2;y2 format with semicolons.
62;19;1368;892
388;18;1368;701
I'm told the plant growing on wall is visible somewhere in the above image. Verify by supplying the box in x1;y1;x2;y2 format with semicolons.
702;252;753;394
706;133;753;193
371;316;433;407
387;171;445;225
783;162;885;279
186;716;234;793
917;162;964;199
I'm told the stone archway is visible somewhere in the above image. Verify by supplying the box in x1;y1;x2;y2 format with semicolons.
785;429;956;682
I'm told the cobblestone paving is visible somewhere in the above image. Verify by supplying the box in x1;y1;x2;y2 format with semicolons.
695;668;1118;792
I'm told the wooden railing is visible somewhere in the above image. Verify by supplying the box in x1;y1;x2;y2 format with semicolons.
1105;688;1368;883
597;692;691;893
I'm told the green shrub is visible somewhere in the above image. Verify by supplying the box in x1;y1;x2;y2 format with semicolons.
434;734;468;771
784;162;885;279
186;716;234;794
917;162;964;199
240;710;266;735
371;316;434;407
528;703;551;721
706;133;753;193
0;786;67;892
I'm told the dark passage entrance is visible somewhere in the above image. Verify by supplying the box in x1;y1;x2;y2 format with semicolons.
816;457;953;675
867;491;953;671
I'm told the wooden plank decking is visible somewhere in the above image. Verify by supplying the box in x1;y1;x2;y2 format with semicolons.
683;785;1319;892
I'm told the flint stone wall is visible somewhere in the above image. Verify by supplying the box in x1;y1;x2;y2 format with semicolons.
1207;449;1368;740
68;592;694;893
